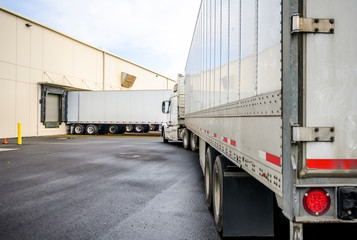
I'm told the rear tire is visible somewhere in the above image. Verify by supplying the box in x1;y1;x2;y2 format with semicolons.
182;129;191;150
190;132;199;152
117;125;126;134
213;155;226;233
205;146;217;209
73;124;84;135
85;124;98;135
108;125;118;134
143;125;150;133
126;124;134;132
134;124;144;133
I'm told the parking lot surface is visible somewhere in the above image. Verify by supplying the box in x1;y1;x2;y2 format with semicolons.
1;135;356;240
0;136;220;240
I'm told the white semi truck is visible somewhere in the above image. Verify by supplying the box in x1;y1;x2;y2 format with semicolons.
162;0;357;239
161;75;191;144
67;90;170;135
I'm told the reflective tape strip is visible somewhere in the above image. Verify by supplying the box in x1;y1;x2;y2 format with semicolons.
222;137;237;147
307;159;357;170
260;150;281;167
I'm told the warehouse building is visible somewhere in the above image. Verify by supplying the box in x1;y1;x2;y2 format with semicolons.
0;6;175;139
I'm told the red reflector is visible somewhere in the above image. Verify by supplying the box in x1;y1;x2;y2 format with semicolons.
303;188;331;216
266;153;281;167
307;159;357;170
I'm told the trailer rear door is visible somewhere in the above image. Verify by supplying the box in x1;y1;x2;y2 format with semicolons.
303;0;357;175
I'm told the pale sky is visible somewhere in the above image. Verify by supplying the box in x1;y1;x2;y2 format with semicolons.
0;0;201;80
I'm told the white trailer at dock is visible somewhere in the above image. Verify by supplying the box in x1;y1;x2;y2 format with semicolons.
67;90;170;134
163;0;357;239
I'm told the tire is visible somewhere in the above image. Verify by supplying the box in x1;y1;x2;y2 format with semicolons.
85;124;98;135
154;125;160;131
182;129;191;150
108;125;118;134
117;125;126;134
213;155;226;233
143;125;150;133
73;124;84;135
205;146;217;209
126;124;134;132
134;124;144;133
162;130;169;143
190;132;199;152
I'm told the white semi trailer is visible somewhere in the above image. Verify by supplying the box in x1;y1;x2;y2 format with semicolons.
67;90;170;135
162;0;357;239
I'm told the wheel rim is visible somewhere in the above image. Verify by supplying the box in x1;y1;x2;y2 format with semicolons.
205;162;210;197
74;126;82;134
109;126;116;133
191;135;196;150
184;133;188;146
213;168;221;218
135;126;142;132
126;125;133;132
87;126;94;134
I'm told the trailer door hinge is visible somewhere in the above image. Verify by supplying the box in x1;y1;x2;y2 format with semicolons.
292;126;335;143
292;13;335;34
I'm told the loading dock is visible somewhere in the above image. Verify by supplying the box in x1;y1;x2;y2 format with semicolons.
0;6;175;139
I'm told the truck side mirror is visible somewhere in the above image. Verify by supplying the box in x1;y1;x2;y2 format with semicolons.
162;101;170;114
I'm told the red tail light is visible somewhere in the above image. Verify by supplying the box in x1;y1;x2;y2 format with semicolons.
303;188;331;216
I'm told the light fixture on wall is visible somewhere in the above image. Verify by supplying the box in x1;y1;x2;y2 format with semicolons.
25;23;32;27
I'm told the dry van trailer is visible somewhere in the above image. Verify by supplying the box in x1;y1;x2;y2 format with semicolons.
67;90;170;134
183;0;357;239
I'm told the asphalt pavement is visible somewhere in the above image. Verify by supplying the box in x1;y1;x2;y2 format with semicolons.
0;135;220;240
0;135;356;240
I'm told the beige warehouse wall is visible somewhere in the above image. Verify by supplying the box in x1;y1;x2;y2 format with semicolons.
0;7;175;139
0;11;40;138
104;54;175;90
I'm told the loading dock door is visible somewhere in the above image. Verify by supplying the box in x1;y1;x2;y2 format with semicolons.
45;94;60;122
40;85;68;128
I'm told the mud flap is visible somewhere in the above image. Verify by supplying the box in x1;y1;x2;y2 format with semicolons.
222;170;274;237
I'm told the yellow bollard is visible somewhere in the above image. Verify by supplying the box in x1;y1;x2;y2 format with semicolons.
18;122;22;145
